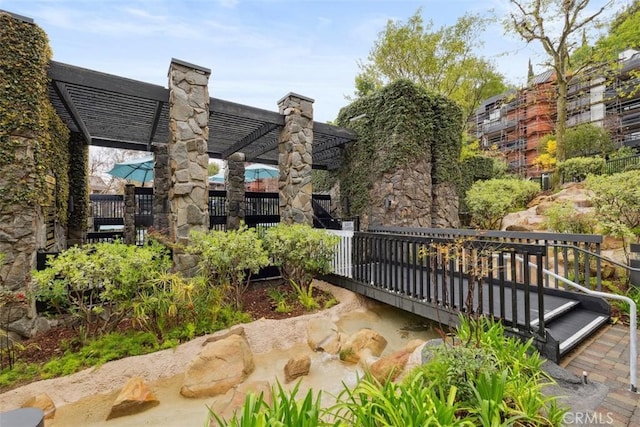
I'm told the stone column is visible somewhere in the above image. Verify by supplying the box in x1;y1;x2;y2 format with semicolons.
277;93;314;225
123;184;136;245
152;143;170;234
226;152;246;230
168;59;210;275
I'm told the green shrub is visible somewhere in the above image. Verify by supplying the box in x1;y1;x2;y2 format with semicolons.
465;178;540;229
544;201;596;234
188;225;269;309
32;241;170;339
557;156;605;182
132;273;249;342
586;170;640;264
264;223;340;291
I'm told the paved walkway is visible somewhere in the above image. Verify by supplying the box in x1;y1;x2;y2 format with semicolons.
561;323;640;426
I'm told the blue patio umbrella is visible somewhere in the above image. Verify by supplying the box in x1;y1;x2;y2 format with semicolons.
209;172;225;183
107;155;154;184
244;164;279;182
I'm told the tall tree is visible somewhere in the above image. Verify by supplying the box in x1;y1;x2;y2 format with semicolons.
505;0;612;161
356;10;508;125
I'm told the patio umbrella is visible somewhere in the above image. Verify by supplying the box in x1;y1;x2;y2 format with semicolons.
209;173;225;183
244;164;279;182
107;155;154;184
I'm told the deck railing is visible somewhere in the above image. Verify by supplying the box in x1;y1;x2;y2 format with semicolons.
329;230;547;341
368;226;603;292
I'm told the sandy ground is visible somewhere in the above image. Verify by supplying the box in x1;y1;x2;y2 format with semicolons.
0;281;370;413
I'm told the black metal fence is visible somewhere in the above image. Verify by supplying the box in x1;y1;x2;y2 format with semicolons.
90;190;338;235
530;154;640;188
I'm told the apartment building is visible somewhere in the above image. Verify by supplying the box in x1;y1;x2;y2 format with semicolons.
473;49;640;176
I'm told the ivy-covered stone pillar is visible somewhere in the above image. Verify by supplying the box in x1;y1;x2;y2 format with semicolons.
67;132;88;246
277;93;314;225
167;59;210;275
123;184;136;245
226;152;246;230
152;143;170;234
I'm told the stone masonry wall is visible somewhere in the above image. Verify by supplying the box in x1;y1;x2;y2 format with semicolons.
167;59;210;275
278;93;314;225
431;183;460;228
152;143;170;233
366;157;432;229
226;153;246;230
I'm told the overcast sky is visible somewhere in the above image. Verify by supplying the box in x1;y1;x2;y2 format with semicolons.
1;0;619;123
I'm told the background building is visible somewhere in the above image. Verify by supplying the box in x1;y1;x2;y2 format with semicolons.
472;49;640;176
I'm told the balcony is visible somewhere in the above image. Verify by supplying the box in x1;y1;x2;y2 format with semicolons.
482;118;518;135
567;111;591;127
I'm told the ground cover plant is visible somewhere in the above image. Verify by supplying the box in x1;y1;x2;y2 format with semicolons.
208;316;566;426
1;225;340;391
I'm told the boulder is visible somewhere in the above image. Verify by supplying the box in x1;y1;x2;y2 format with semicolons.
404;342;427;374
106;376;159;420
306;318;341;353
284;354;311;383
181;334;255;398
22;393;56;420
202;326;245;346
370;349;411;383
404;339;424;354
340;329;387;364
209;381;272;427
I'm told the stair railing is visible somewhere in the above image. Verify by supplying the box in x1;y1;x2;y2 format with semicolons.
514;253;637;393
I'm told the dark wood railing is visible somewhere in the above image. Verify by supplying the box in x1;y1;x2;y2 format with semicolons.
368;226;603;292
341;231;547;342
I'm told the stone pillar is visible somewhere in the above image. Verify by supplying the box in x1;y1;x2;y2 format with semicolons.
66;132;88;247
226;153;246;230
152;143;170;234
277;93;314;225
168;59;210;275
123;184;136;245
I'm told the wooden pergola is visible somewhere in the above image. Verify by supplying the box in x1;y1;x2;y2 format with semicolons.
47;61;356;170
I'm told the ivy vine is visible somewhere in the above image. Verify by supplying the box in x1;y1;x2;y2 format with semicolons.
0;12;71;223
334;79;462;217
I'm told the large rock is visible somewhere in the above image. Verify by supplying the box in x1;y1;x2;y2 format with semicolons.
181;334;255;398
106;376;159;420
340;329;387;364
22;393;56;420
284;354;311;383
307;318;342;353
209;381;272;427
370;349;411;383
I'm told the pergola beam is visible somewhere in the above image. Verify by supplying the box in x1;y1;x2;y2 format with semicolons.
49;61;168;102
53;81;91;144
222;122;279;158
147;101;164;149
211;98;284;126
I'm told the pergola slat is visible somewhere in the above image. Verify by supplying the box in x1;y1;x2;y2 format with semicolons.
47;61;356;166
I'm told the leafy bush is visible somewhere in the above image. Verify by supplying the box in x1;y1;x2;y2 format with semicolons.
132;273;249;342
564;123;614;159
544;201;596;234
188;225;269;309
586;170;640;263
32;241;170;339
465;178;540;229
264;223;340;290
557;156;605;182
